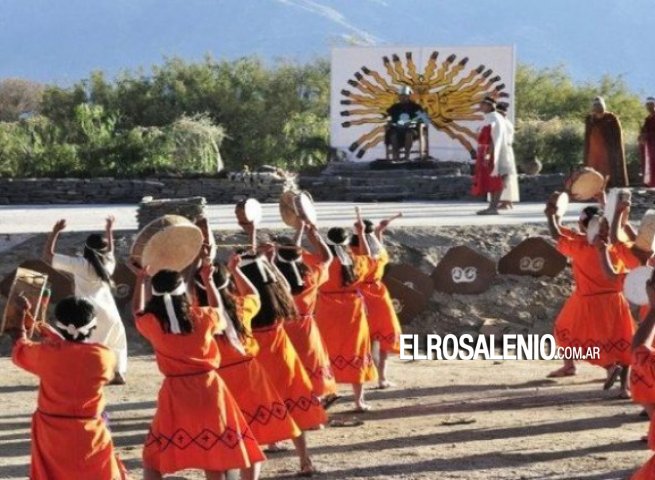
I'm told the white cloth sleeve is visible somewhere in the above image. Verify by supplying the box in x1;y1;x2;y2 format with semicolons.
52;253;86;276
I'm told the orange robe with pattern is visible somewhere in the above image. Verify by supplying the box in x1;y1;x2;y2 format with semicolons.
12;336;128;480
284;252;337;397
554;228;635;367
136;307;265;474
252;318;327;430
632;415;655;479
315;254;378;384
359;249;402;353
217;294;303;444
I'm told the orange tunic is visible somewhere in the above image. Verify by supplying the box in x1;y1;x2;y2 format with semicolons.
554;228;635;367
631;345;655;405
359;249;402;353
315;254;378;384
253;321;327;431
284;252;337;397
217;294;302;444
136;307;264;474
12;337;127;480
632;418;655;479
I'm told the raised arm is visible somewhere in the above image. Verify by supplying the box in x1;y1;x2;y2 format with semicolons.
595;237;621;281
633;280;655;351
306;223;333;265
293;222;306;247
545;194;563;241
131;265;151;318
105;215;115;254
228;254;257;298
374;212;402;243
354;214;371;257
43;219;66;265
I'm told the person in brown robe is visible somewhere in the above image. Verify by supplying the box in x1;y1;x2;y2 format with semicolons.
583;96;628;187
639;97;655;187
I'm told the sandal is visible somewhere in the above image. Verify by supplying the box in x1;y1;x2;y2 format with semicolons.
377;380;396;390
298;459;317;477
264;443;290;453
321;393;341;410
353;404;372;413
328;418;364;428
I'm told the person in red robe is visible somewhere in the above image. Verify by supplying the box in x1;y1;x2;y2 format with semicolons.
631;283;655;479
584;96;628;188
471;96;506;215
9;295;128;480
639;97;655;187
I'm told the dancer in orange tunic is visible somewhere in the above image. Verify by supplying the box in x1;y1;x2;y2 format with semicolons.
631;285;655;479
273;222;338;402
195;254;320;477
9;295;128;480
133;264;264;480
315;219;377;411
545;198;635;397
350;217;402;389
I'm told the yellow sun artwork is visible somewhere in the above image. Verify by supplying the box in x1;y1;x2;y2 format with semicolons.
339;51;509;159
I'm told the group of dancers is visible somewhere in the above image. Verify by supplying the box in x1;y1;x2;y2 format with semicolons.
6;209;403;479
544;189;655;479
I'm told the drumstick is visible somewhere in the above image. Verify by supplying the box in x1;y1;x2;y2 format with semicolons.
355;206;362;223
388;212;403;222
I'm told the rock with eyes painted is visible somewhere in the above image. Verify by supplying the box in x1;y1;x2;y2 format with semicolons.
431;246;496;295
498;237;566;278
382;276;429;325
384;263;434;301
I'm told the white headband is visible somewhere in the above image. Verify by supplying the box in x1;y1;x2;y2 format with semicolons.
55;318;97;340
240;257;277;284
151;282;187;334
276;251;305;287
647;97;655;104
326;235;350;246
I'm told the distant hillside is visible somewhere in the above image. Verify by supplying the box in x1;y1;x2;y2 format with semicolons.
0;0;652;92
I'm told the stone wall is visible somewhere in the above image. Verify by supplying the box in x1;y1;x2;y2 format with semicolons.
0;175;297;205
299;170;567;202
1;171;650;205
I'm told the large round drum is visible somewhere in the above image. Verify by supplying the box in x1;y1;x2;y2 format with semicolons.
278;191;317;229
566;167;605;201
636;210;655;253
1;267;48;335
624;266;655;306
130;215;204;273
235;198;263;227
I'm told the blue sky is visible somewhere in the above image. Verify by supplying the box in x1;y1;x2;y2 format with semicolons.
0;0;652;93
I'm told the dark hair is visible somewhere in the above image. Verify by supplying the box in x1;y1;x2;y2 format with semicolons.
83;234;113;285
54;296;97;342
193;264;248;339
581;206;601;228
240;255;297;328
327;227;357;286
274;245;310;296
145;270;193;334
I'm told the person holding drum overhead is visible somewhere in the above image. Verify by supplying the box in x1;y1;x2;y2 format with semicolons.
131;260;264;480
43;216;128;384
194;254;319;479
237;247;327;456
315;219;378;411
630;281;655;479
545;195;635;396
273;222;339;405
8;295;128;479
350;215;403;390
